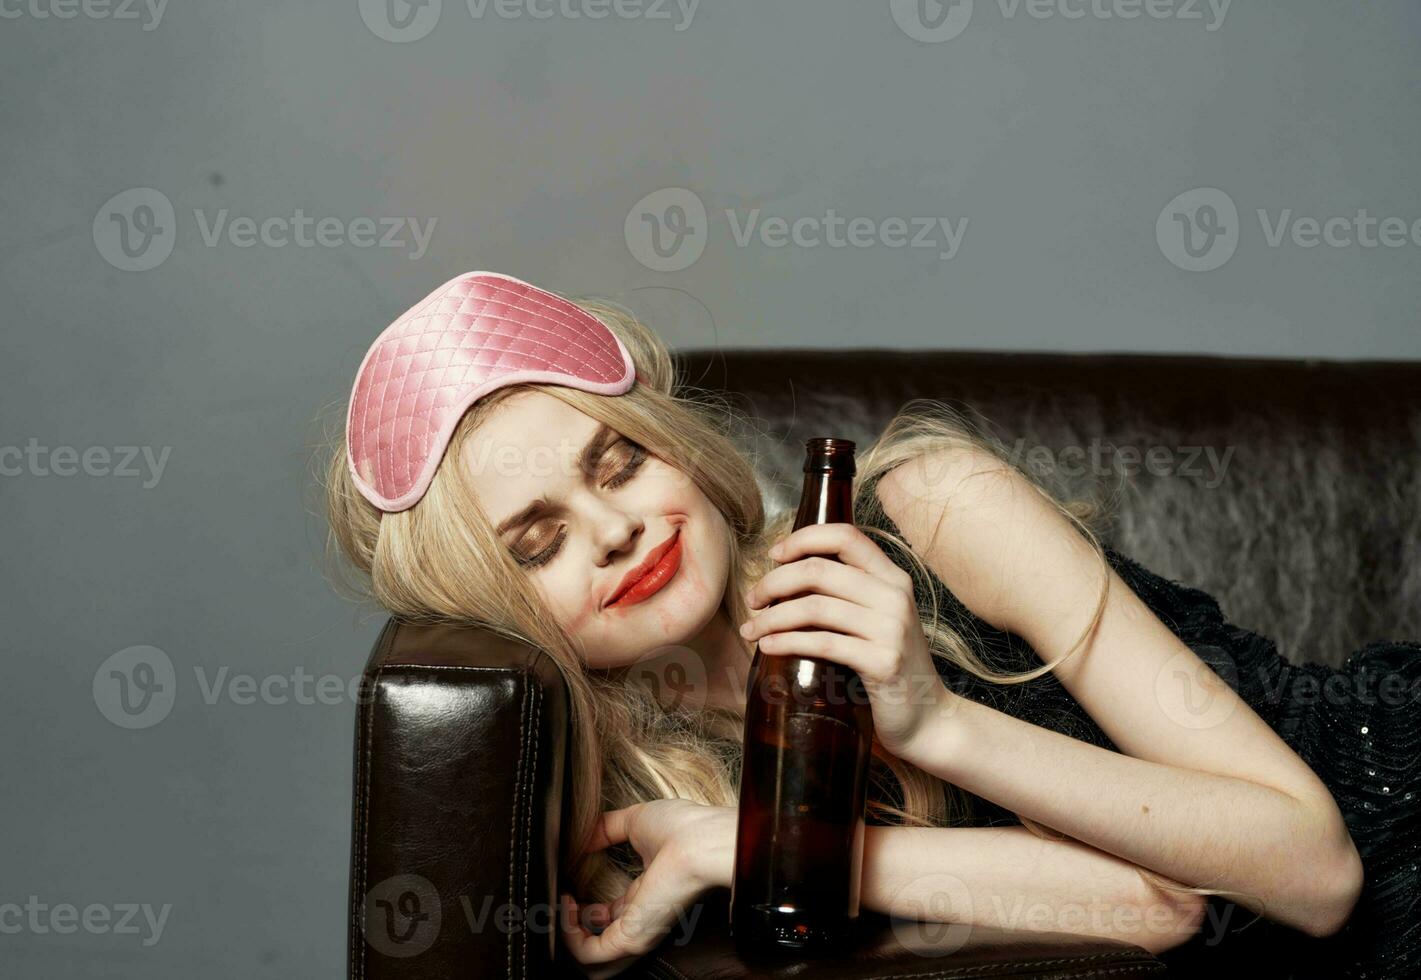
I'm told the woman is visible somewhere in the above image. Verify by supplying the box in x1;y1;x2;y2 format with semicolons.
323;271;1417;979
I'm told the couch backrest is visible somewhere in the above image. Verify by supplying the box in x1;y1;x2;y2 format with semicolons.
674;349;1421;667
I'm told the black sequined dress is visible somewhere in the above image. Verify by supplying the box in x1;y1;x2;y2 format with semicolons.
860;496;1421;979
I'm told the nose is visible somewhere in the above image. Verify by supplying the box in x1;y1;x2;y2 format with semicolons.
586;493;643;567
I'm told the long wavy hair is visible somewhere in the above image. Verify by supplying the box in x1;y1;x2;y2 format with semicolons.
317;288;1250;916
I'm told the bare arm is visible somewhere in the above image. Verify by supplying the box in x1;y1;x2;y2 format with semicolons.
861;824;1206;956
878;447;1364;938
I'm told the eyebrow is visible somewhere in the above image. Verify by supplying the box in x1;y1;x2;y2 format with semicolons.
494;423;617;536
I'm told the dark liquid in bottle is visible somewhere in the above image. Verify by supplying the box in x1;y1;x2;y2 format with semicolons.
729;437;874;951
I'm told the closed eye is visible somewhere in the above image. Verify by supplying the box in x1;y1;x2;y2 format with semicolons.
513;438;650;568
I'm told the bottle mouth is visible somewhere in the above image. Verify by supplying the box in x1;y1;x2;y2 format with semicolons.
805;437;856;454
803;436;856;474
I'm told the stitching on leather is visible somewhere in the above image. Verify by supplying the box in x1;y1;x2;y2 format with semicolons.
644;950;1156;980
354;665;383;980
649;955;694;980
853;950;1158;979
509;676;530;980
350;672;364;980
521;682;542;980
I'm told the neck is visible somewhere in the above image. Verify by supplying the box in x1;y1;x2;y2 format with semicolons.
686;600;754;715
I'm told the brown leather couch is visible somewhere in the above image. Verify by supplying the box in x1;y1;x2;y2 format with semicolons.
346;348;1421;978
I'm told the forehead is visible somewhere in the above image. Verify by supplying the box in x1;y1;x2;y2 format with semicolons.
460;390;602;518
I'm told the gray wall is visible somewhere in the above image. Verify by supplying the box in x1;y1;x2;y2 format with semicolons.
2;1;1418;976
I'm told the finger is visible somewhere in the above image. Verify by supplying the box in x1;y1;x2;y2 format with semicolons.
563;899;670;965
562;893;624;964
747;554;903;614
771;523;909;585
757;629;886;679
742;593;895;646
582;901;614;930
582;804;640;855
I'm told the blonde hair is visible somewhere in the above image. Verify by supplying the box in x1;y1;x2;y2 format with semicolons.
316;290;1255;918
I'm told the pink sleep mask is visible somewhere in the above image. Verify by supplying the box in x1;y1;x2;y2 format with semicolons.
346;270;638;512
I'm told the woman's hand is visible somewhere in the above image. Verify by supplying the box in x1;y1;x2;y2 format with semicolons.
561;799;736;978
741;522;957;763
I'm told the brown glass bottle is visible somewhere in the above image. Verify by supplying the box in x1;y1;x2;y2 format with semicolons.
729;438;874;951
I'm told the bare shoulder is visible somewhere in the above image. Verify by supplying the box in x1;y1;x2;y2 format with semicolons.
873;444;1100;638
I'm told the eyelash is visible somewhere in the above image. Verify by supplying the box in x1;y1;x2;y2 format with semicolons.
516;440;649;569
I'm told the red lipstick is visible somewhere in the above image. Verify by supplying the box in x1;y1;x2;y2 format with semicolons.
607;528;683;609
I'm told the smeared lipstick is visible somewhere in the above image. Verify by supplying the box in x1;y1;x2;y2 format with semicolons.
607;528;683;609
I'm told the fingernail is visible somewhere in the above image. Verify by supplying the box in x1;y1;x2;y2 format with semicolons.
739;621;752;637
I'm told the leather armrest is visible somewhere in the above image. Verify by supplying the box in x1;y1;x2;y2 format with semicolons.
345;618;1166;979
347;618;569;979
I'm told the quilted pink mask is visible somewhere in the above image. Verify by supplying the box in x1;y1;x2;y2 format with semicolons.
346;271;639;512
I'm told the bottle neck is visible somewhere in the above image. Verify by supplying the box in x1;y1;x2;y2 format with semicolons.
792;470;855;530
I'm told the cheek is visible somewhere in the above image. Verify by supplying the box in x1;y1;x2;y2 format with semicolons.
563;592;598;635
532;570;598;636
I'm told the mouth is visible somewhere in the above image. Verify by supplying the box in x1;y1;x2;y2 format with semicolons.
606;527;684;610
